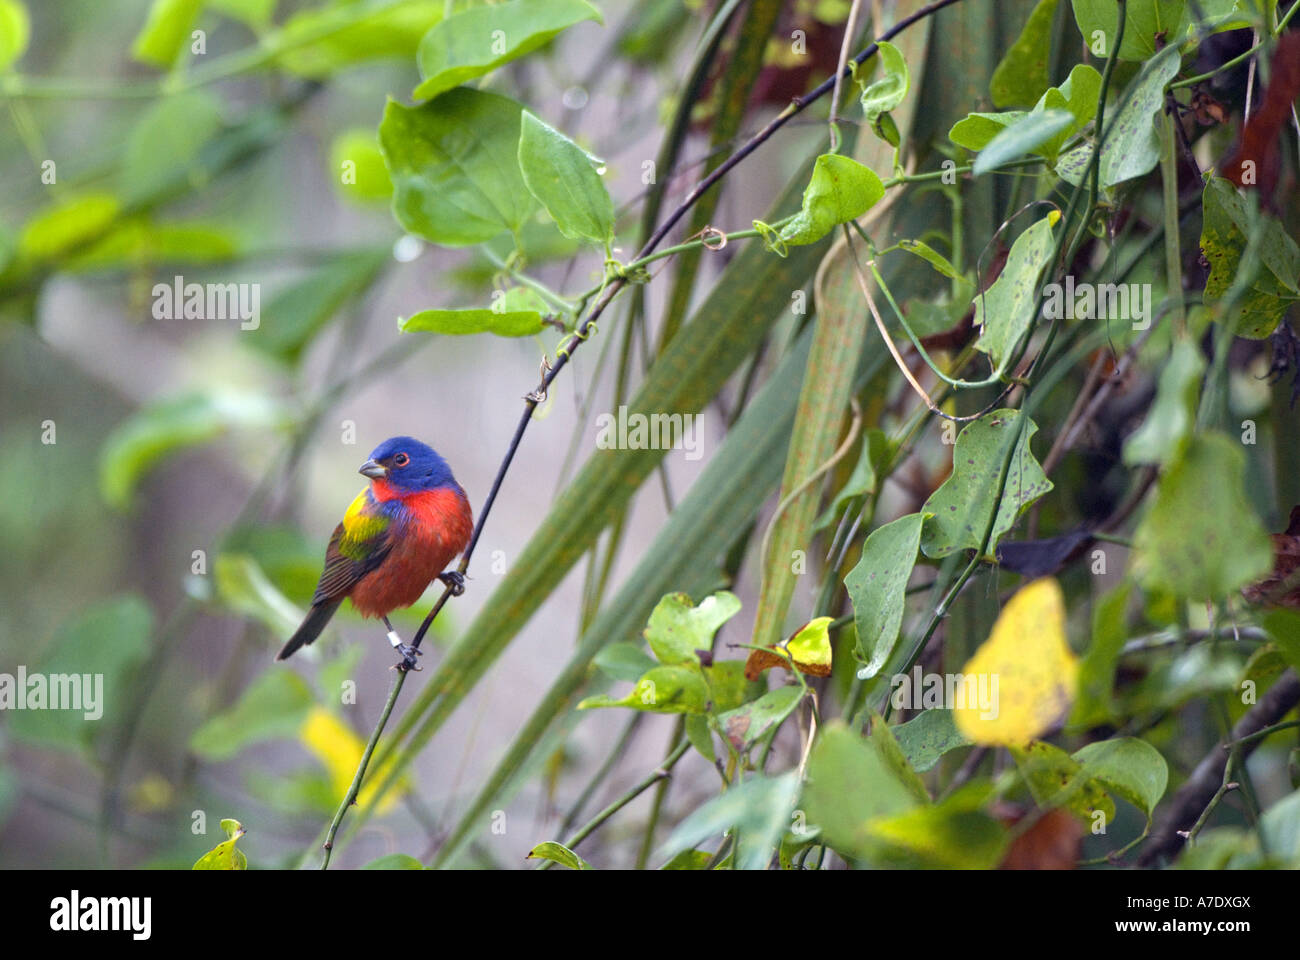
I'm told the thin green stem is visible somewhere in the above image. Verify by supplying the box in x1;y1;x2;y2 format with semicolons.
554;738;690;859
321;669;407;869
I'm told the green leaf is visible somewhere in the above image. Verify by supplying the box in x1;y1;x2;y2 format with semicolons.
845;512;924;679
119;91;226;206
949;111;1027;152
643;591;741;666
869;712;931;803
131;0;203;69
1012;740;1115;824
18;193;120;262
1073;737;1168;821
773;154;884;248
99;390;289;510
576;664;710;714
1132;432;1273;601
414;0;602;101
400;306;544;338
1070;0;1186;61
592;642;657;683
1200;177;1300;339
1099;44;1182;181
189;670;314;761
660;773;799;870
716;685;804;752
6;597;152;752
702;659;751;713
1053;63;1105;129
518;110;614;244
276;2;444;78
802;721;921;861
379;89;537;247
920;410;1053;559
331;129;394;202
1261;609;1300;675
858;40;910;134
973;109;1075;175
864;785;1009;868
896;239;963;280
1254;788;1300;867
253;249;390;362
193;819;247;870
213;554;304;638
526;841;592;870
361;853;425;870
1173;0;1274;42
1058;45;1182;187
972;214;1057;368
1122;339;1205;466
892;709;972;772
684;714;716;763
0;0;31;72
957;63;1100;170
1069;582;1132;728
990;0;1060;107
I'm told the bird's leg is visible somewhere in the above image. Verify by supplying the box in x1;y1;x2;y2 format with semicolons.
438;570;466;596
383;615;422;671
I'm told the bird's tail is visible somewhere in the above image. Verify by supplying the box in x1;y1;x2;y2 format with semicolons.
277;600;342;661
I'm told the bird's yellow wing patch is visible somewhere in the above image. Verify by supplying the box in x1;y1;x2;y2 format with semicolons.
339;489;389;560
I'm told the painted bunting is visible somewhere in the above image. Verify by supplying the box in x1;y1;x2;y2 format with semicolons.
277;436;473;665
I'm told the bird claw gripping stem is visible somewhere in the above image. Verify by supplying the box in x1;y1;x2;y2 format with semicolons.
386;627;423;672
439;571;466;596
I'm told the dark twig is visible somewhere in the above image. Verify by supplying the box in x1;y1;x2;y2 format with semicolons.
1138;670;1300;866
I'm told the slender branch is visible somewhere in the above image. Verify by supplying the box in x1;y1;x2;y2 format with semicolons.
321;669;407;869
1138;670;1300;866
547;738;691;863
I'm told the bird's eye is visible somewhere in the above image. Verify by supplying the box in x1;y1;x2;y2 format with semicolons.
394;453;410;467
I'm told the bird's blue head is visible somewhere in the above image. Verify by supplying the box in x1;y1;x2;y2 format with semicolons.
359;436;456;495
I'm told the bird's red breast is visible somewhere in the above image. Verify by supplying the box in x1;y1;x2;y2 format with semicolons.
347;485;473;618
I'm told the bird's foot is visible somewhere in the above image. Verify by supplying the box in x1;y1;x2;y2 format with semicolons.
386;626;423;671
439;571;467;596
393;642;423;672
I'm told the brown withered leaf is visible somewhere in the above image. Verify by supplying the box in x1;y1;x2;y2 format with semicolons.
1190;87;1229;126
1242;505;1300;608
742;647;787;681
1221;33;1300;210
997;805;1083;870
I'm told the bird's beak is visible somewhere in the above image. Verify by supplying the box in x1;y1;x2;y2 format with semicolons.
359;459;387;479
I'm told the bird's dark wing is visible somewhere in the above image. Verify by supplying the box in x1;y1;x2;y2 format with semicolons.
310;491;394;604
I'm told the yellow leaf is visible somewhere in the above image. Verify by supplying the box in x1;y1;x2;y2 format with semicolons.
299;706;404;814
953;578;1076;746
744;616;834;679
787;616;833;676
